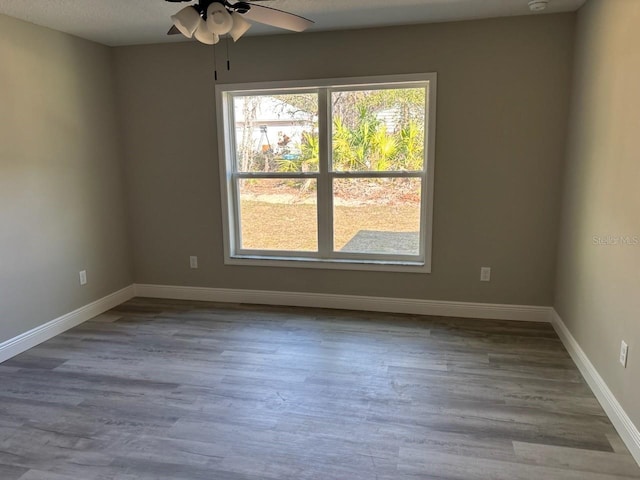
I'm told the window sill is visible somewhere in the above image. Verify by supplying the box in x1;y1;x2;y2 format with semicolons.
225;255;431;273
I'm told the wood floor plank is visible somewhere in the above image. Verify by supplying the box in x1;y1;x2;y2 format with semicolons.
608;433;633;454
0;464;28;480
513;441;640;477
399;446;637;480
17;470;79;480
0;298;637;479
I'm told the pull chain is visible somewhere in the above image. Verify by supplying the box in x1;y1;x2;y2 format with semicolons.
213;42;218;81
226;35;231;71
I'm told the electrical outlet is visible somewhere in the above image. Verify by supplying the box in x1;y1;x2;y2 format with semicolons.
189;256;198;269
79;270;87;286
480;267;491;282
620;341;629;368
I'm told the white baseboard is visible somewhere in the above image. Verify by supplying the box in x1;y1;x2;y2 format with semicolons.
0;285;135;364
551;309;640;465
133;284;552;322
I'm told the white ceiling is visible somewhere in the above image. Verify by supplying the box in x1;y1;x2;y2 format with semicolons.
0;0;586;47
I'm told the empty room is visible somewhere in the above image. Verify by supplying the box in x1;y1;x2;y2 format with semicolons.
0;0;639;478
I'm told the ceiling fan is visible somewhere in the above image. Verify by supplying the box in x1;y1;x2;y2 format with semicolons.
166;0;314;45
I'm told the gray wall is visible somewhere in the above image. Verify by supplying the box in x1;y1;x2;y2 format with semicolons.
114;14;575;306
555;0;640;428
0;15;132;343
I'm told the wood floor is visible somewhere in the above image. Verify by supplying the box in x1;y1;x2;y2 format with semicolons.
0;298;638;480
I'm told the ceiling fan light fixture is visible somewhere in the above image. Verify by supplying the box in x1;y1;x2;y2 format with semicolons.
229;13;252;42
206;3;234;35
194;18;220;45
171;6;201;38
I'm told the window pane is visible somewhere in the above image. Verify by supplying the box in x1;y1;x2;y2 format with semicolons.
332;88;426;172
233;94;319;173
238;178;318;252
333;178;421;256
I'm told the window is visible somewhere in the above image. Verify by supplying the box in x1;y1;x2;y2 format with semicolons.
216;73;436;272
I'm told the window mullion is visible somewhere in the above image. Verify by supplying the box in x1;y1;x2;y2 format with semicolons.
231;173;242;255
317;88;332;258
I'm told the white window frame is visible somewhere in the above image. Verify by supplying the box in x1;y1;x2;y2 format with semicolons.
216;73;437;273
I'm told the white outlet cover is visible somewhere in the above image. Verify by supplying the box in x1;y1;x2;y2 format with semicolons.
620;341;629;368
79;270;87;286
480;267;491;282
190;256;198;269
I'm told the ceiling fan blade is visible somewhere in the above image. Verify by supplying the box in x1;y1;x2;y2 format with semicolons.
167;25;180;35
241;4;314;32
